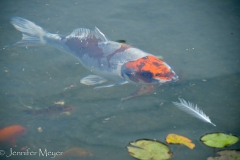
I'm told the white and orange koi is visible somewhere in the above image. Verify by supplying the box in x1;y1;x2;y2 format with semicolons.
11;17;178;97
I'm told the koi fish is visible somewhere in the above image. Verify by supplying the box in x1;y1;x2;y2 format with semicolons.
0;125;26;146
10;17;178;94
23;106;74;115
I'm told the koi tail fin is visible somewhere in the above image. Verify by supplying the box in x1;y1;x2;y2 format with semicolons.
11;17;47;46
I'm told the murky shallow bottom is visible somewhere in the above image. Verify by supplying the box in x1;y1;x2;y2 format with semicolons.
0;50;239;159
0;0;240;159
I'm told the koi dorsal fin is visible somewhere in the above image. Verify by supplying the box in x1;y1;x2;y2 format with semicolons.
94;27;108;41
66;27;108;42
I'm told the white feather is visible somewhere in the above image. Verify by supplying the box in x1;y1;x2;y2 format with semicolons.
173;98;216;126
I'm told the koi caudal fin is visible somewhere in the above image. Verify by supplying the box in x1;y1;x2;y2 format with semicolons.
11;17;47;46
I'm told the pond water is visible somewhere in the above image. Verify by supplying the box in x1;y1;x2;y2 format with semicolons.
0;0;240;159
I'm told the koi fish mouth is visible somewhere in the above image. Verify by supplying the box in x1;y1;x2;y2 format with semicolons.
121;55;178;84
156;73;179;84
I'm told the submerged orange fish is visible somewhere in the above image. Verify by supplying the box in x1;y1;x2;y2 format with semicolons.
0;125;26;146
23;106;74;115
11;17;178;97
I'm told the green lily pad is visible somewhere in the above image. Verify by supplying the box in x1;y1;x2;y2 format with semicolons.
127;139;172;160
201;132;238;148
207;150;240;160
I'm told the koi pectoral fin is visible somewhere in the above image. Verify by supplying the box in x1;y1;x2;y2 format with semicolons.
121;85;156;101
80;75;107;85
94;80;128;89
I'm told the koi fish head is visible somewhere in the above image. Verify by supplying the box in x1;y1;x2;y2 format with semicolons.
121;55;178;84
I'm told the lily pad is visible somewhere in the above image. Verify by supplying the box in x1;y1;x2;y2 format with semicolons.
201;132;238;148
207;150;240;160
127;139;172;160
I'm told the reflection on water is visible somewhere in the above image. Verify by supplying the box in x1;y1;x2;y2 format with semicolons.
0;0;240;160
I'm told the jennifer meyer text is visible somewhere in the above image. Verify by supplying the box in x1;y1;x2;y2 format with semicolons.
0;148;63;158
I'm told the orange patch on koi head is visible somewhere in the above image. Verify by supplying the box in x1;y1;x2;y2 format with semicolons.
122;55;178;84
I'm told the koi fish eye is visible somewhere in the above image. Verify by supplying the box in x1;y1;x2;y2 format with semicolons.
141;71;153;78
121;69;154;83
